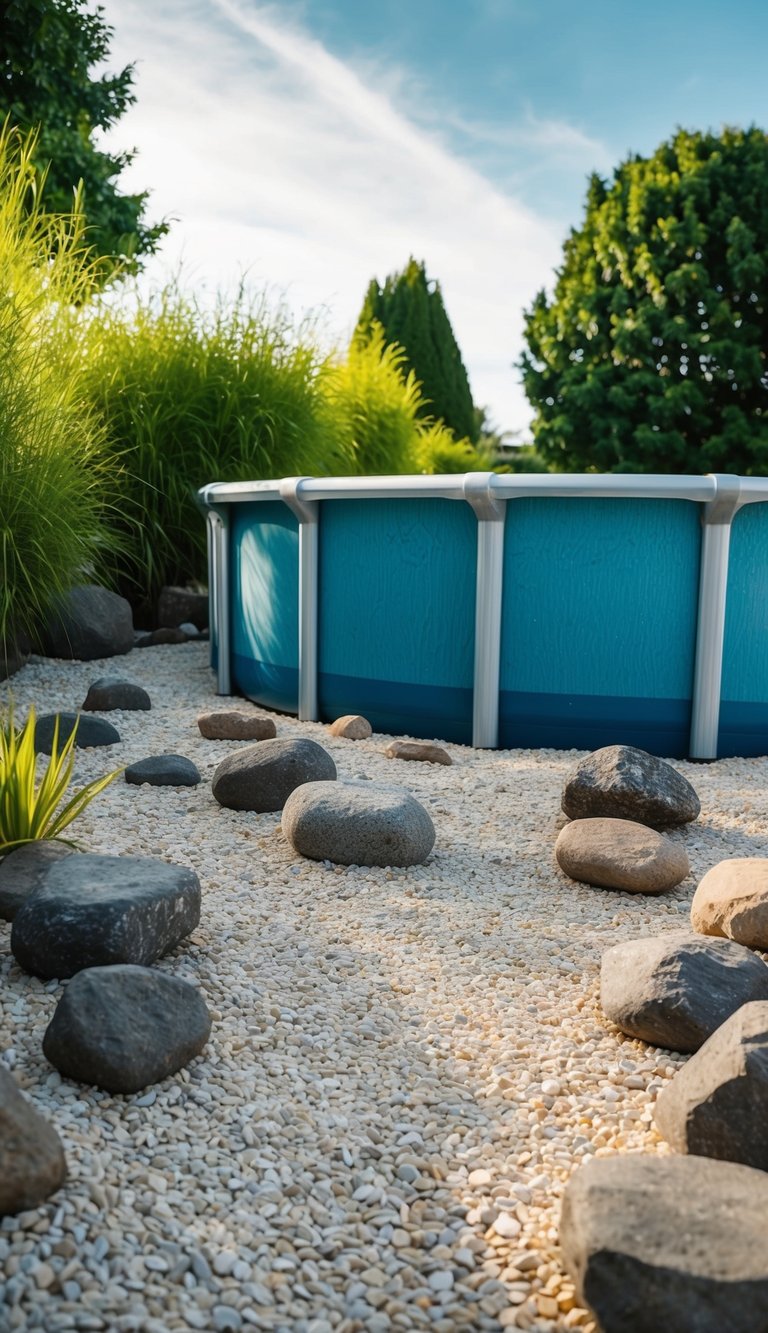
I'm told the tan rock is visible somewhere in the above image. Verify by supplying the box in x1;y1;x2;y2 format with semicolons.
197;710;276;741
691;859;768;950
0;1067;66;1215
385;740;452;766
329;715;372;740
555;817;689;894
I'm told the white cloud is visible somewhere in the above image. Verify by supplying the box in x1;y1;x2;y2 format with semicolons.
100;0;567;434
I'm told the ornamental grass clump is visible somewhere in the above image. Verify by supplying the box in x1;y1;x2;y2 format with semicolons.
0;705;121;855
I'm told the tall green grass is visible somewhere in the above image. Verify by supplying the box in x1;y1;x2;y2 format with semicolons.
0;122;118;655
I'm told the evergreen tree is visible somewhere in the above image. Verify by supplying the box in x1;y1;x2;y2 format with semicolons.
353;258;478;441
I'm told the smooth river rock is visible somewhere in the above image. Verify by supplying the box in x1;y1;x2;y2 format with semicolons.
125;754;201;787
600;931;768;1052
329;715;372;740
212;737;337;813
562;744;700;828
0;1067;67;1216
384;740;452;766
43;965;212;1093
560;1153;768;1333
11;853;201;979
35;712;121;753
82;677;151;712
654;1001;768;1170
555;817;689;893
691;858;768;951
197;710;276;741
282;780;435;867
0;841;73;921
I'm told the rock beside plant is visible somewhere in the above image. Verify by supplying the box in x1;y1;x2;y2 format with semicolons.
82;677;151;711
562;744;700;828
0;1067;66;1216
11;853;201;979
560;1153;768;1333
0;841;73;921
282;780;436;867
39;584;133;661
600;931;768;1052
654;1001;768;1170
555;817;689;893
197;710;276;741
35;712;120;753
43;965;212;1093
212;737;337;813
691;858;768;951
125;755;201;787
329;715;372;740
0;629;31;681
385;740;452;766
157;586;209;631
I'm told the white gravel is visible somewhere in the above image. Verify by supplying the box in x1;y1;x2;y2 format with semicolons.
2;642;768;1332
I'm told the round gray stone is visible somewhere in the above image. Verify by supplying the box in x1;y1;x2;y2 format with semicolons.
0;841;73;921
212;737;337;813
282;780;435;867
562;744;700;828
555;817;689;893
35;712;120;753
125;755;201;787
82;677;151;711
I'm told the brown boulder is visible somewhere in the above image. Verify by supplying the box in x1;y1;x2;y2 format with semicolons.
197;710;276;741
691;858;768;950
555;817;689;894
385;740;452;766
0;1067;66;1215
329;715;372;740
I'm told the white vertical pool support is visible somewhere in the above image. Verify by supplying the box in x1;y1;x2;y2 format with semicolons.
206;506;231;696
279;477;319;722
689;474;742;759
464;473;506;748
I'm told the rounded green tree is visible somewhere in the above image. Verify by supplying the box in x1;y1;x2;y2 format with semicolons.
519;127;768;474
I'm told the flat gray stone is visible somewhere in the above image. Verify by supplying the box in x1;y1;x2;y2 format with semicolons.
43;965;212;1093
82;677;151;711
600;931;768;1052
654;1001;768;1170
125;755;201;787
197;710;276;741
0;1067;66;1216
35;712;120;753
555;817;689;893
212;737;337;813
0;841;73;921
282;780;435;867
560;1153;768;1333
562;744;700;828
11;853;201;979
39;584;133;661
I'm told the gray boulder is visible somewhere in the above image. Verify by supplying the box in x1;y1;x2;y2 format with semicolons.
157;586;209;631
43;965;212;1093
35;712;120;753
125;755;201;787
0;629;31;681
654;1001;768;1170
11;853;201;979
562;744;700;828
0;1067;66;1216
39;584;133;660
136;627;189;647
82;677;151;712
600;932;768;1052
555;817;689;893
282;780;436;867
560;1153;768;1333
212;737;337;813
0;841;72;921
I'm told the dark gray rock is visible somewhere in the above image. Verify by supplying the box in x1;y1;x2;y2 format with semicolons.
43;965;212;1093
39;584;133;661
282;780;435;867
0;841;73;921
35;712;120;753
11;853;201;980
0;1067;67;1216
157;586;209;631
212;737;337;813
136;627;189;647
560;1153;768;1333
0;629;31;681
654;1001;768;1169
562;744;700;828
600;932;768;1052
125;755;201;787
82;677;151;712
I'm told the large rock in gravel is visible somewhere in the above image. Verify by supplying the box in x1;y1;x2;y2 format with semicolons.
282;780;436;867
691;859;768;951
197;710;276;741
125;754;201;787
157;586;209;631
562;745;700;828
0;841;72;921
212;737;337;813
654;1001;768;1170
555;818;689;894
39;584;133;661
560;1153;768;1333
82;677;151;712
35;712;120;753
11;853;201;980
0;1067;66;1216
384;739;452;766
600;932;768;1052
43;965;212;1093
329;715;372;740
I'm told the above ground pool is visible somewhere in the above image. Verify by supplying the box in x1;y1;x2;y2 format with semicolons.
198;472;768;759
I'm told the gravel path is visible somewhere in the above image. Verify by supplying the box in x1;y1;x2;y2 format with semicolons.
2;643;768;1333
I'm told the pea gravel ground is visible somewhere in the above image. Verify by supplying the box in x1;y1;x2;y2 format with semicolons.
2;642;768;1333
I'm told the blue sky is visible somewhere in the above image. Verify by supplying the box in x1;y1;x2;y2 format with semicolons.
100;0;768;436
